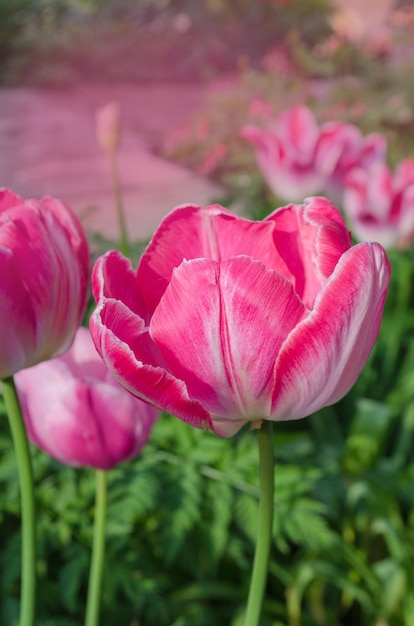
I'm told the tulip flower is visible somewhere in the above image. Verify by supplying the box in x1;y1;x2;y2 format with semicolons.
15;327;158;470
241;104;386;203
342;159;414;248
0;188;89;626
0;189;90;380
16;326;158;626
90;197;390;439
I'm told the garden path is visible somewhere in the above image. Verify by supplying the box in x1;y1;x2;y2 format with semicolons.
0;83;222;242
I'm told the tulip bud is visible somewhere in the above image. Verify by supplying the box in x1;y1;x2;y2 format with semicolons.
96;101;121;154
0;188;89;379
15;327;158;470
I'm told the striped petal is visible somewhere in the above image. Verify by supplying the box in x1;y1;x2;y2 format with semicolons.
265;197;351;309
90;297;214;433
136;204;289;313
271;242;390;420
150;256;306;427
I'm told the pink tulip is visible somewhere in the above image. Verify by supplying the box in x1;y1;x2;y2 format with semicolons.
90;197;390;438
342;159;414;248
241;104;386;203
15;327;158;470
0;189;89;379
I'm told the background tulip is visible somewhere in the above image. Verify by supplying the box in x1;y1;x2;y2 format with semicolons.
342;159;414;248
0;189;90;379
241;105;386;203
90;198;390;438
15;327;158;470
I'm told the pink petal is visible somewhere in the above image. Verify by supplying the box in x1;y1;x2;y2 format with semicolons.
16;327;158;469
355;132;387;169
241;123;325;202
92;250;149;321
395;158;414;187
0;247;37;378
315;121;356;177
275;105;320;158
0;188;24;212
40;196;89;278
90;301;214;433
150;256;306;427
265;197;351;309
271;242;390;420
59;326;111;382
136;204;289;313
17;367;155;470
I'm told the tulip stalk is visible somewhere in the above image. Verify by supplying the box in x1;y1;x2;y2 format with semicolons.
2;376;36;626
85;469;107;626
243;420;274;626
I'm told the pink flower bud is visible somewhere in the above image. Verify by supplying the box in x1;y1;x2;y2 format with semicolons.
96;102;121;154
15;327;158;470
0;189;89;379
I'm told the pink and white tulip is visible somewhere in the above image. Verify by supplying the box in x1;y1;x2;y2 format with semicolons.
241;104;386;203
90;198;390;438
15;327;158;470
0;189;89;379
342;159;414;248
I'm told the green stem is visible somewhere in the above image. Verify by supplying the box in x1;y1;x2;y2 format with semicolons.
85;469;107;626
2;376;36;626
243;420;274;626
109;150;131;258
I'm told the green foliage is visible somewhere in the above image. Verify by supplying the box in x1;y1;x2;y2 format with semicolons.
2;329;414;626
0;0;332;85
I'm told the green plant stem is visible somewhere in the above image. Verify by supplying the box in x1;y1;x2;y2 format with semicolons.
85;469;107;626
2;376;36;626
243;420;274;626
109;150;131;258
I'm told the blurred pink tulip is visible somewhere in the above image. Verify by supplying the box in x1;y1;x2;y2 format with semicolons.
96;101;121;154
15;327;158;470
343;159;414;248
241;105;386;202
0;189;89;379
90;198;390;438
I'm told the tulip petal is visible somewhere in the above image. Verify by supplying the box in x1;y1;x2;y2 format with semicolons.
241;124;325;202
150;256;306;425
17;366;152;469
90;301;214;433
271;242;390;420
0;188;24;212
265;197;351;309
0;247;38;377
92;249;149;321
59;326;111;381
136;204;289;313
275;105;320;158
